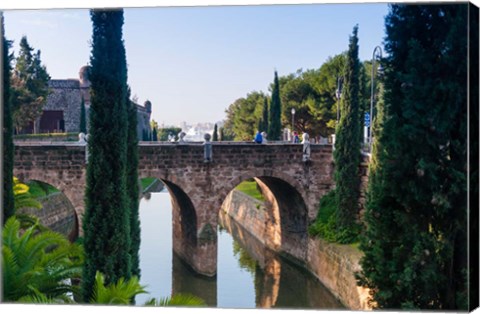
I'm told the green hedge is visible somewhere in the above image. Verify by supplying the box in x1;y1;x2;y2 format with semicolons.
14;132;79;141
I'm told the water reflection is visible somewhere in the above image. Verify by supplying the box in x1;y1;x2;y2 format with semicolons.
138;190;344;309
172;252;217;306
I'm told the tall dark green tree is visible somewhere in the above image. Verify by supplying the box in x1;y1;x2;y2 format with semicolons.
219;127;225;141
126;88;140;279
357;4;470;310
152;126;158;141
212;123;218;141
333;25;362;238
468;4;479;309
268;71;282;140
258;97;269;133
82;9;131;302
79;96;87;133
2;13;15;223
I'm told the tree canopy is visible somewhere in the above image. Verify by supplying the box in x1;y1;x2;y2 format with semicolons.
10;36;50;133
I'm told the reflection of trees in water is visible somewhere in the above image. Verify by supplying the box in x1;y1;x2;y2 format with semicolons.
223;213;344;309
232;240;257;274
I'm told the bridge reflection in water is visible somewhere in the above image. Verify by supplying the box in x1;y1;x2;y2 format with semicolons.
139;190;344;309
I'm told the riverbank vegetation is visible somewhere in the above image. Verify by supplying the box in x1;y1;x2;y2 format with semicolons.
140;177;157;191
235;180;265;202
308;190;360;244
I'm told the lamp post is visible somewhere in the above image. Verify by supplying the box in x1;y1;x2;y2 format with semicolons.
369;46;383;151
291;108;296;139
335;77;343;123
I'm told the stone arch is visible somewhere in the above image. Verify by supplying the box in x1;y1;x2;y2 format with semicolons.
217;170;309;261
15;176;79;241
161;179;198;248
141;175;200;274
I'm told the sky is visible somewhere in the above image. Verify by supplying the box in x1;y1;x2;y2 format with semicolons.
1;0;470;128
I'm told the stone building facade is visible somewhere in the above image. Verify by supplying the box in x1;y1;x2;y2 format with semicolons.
32;66;152;140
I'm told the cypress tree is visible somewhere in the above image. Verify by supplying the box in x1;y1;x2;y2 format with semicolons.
152;126;158;141
258;96;269;133
268;71;282;140
212;124;218;141
357;4;469;309
219;127;225;142
2;13;15;223
79;96;87;133
333;25;361;239
126;88;141;279
82;9;131;302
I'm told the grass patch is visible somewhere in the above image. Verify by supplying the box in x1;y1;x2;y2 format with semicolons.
27;181;59;199
140;177;157;191
235;180;265;202
308;189;360;244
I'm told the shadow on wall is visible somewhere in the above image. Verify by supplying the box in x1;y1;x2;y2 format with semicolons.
17;180;79;242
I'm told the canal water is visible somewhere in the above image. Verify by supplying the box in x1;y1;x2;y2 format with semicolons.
137;189;344;309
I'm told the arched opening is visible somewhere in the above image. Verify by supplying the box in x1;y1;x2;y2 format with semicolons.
216;176;337;309
19;180;79;242
255;176;308;262
137;176;212;305
220;175;308;261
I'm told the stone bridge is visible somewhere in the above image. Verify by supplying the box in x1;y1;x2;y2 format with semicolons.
13;142;335;276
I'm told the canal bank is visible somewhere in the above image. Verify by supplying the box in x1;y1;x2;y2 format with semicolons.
221;189;371;310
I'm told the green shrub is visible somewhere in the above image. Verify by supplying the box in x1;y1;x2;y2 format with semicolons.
140;177;156;191
14;132;78;141
309;189;360;244
235;181;265;202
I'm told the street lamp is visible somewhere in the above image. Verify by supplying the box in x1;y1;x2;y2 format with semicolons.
335;77;343;123
291;108;296;139
369;45;383;151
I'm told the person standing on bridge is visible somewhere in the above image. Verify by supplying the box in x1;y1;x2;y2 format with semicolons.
254;131;263;144
293;131;300;143
261;131;268;143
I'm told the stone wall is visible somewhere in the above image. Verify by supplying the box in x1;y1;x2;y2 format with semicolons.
43;75;151;139
306;238;370;310
221;190;267;244
222;189;371;310
45;80;83;133
17;192;78;241
14;144;87;235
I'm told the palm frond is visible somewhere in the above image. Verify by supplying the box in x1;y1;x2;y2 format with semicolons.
13;177;42;210
145;293;206;307
2;216;83;302
91;272;147;305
